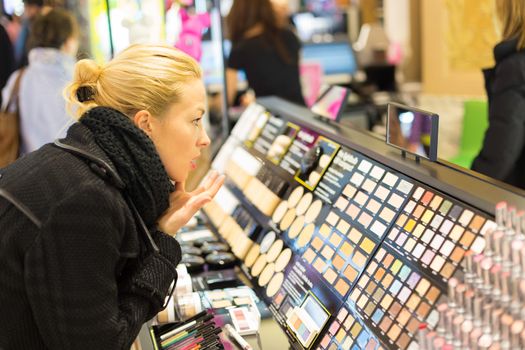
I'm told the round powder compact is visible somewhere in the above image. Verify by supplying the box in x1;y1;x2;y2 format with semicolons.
272;200;289;224
266;239;284;263
258;263;276;287
181;245;202;256
244;243;260;268
201;242;229;255
296;192;313;216
266;272;284;298
259;231;277;254
319;154;332;168
287;186;304;208
205;252;236;270
308;171;321;186
297;223;315;248
288;215;305;239
279;208;296;232
251;254;267;278
274;248;292;272
193;236;219;247
181;254;205;273
304;199;323;224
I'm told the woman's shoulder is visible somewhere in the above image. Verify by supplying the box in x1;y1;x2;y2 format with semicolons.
492;50;525;93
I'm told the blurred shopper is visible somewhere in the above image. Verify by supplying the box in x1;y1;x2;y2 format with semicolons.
471;0;525;190
0;22;15;106
14;0;52;69
2;8;78;154
226;0;305;106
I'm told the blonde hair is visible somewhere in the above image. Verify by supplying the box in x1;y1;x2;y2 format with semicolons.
65;44;202;119
496;0;525;50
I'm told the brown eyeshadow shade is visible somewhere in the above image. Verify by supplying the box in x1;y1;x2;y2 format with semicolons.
387;324;402;341
381;274;394;288
450;246;465;263
416;301;431;319
374;267;386;281
426;286;441;303
469;215;485;232
396;332;411;348
379;317;392;333
364;302;375;316
406;317;421;334
373;288;385;303
333;254;345;271
406;294;421;311
366;281;377;295
335;279;350;296
344;265;358;281
389;301;402;318
413;205;425;219
396;308;411;326
440;262;456;279
460;230;476;247
383;254;394;269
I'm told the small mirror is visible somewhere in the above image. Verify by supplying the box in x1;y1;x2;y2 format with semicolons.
311;85;350;122
386;103;439;161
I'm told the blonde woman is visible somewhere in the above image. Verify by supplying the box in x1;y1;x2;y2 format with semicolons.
472;0;525;190
0;44;224;349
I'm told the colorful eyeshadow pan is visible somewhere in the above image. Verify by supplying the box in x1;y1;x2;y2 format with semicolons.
386;185;490;282
349;246;442;350
322;305;383;350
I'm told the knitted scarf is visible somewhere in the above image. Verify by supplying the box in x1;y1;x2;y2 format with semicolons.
80;106;174;228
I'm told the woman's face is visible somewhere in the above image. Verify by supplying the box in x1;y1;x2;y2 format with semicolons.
148;79;210;183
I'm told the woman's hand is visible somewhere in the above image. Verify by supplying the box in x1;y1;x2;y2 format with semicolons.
157;171;225;236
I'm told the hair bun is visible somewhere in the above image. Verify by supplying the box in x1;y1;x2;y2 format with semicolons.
73;59;102;86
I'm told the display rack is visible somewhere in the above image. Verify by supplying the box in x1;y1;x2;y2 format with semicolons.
202;97;525;350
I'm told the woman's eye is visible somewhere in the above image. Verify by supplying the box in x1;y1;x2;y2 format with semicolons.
192;118;201;126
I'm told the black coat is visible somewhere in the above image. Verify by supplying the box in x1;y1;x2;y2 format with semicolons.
472;38;525;190
0;123;178;349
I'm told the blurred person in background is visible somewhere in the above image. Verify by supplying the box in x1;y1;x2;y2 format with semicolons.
471;0;525;190
0;21;15;106
2;8;78;154
225;0;305;107
14;0;52;69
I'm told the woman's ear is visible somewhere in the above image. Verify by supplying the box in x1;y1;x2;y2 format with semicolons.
133;110;154;136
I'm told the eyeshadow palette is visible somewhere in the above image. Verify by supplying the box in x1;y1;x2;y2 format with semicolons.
385;185;494;282
301;212;376;298
314;147;359;204
319;304;385;350
333;157;414;241
280;127;320;176
294;136;340;191
267;122;300;164
348;245;442;350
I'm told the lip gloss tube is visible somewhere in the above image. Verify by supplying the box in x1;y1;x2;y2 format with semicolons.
464;250;477;286
461;319;473;348
465;289;475;321
437;303;448;337
481;258;494;299
482;303;493;335
445;309;456;345
491;308;503;343
493;231;504;266
470;327;483;350
448;278;459;310
510;320;524;349
452;315;464;348
491;264;503;307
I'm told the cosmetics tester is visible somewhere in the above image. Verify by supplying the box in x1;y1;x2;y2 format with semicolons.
181;97;525;350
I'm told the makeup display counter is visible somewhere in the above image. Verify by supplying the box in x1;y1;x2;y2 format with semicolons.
201;96;525;350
